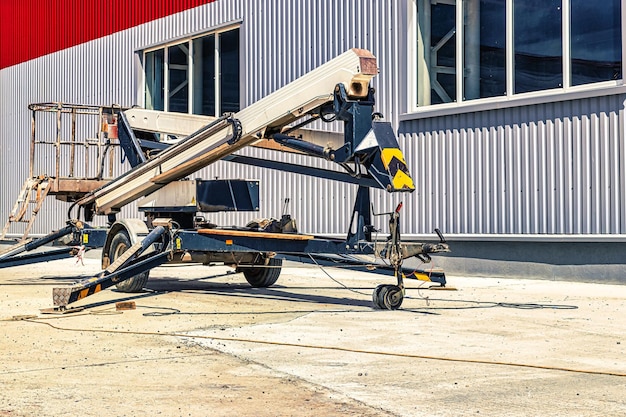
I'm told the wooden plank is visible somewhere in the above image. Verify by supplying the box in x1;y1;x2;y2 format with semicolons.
197;228;314;241
50;178;111;194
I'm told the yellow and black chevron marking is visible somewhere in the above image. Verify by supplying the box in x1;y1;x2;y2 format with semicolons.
402;271;435;282
76;283;103;302
53;278;107;306
381;148;415;191
401;269;447;286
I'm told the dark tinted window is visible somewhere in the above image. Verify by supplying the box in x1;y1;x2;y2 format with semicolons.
220;29;240;114
514;0;563;93
430;3;456;103
471;0;506;98
192;35;216;116
145;49;164;111
571;0;622;85
168;43;189;113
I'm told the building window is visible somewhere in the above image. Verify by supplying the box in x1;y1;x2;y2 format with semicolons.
413;0;622;107
429;2;456;104
145;49;164;111
143;27;240;116
514;0;562;94
468;0;506;99
168;43;190;113
571;1;623;86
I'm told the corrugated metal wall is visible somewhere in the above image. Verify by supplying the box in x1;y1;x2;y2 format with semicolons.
1;0;625;239
401;95;626;235
0;0;246;234
200;0;411;234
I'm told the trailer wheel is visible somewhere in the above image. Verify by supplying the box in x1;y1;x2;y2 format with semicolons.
372;284;404;310
109;230;150;292
239;257;282;288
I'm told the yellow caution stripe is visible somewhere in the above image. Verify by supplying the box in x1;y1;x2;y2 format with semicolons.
402;271;434;282
77;284;102;301
381;148;415;191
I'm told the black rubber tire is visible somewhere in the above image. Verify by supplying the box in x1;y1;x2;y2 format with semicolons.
240;257;282;288
108;230;150;293
384;285;404;310
372;284;390;309
372;284;404;310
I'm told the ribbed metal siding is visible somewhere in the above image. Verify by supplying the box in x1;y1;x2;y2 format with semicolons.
2;0;625;238
208;0;407;233
242;0;403;123
1;0;406;235
401;95;626;235
0;1;247;234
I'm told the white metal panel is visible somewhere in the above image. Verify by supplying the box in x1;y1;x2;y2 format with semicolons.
0;1;246;235
401;94;626;235
1;0;625;240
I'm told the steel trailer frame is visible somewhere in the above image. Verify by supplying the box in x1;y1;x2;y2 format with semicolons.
0;49;450;310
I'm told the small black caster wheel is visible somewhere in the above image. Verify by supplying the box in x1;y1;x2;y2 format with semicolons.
372;284;404;310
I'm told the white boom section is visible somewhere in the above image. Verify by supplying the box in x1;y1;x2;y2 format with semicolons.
125;110;217;136
124;108;344;151
80;48;377;215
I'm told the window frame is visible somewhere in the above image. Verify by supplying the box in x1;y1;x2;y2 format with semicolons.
405;0;626;118
136;22;241;116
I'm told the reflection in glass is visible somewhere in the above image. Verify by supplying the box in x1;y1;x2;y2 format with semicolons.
220;30;240;114
145;49;164;111
464;0;506;99
514;0;563;94
193;35;216;116
571;0;622;85
430;3;456;104
168;43;189;113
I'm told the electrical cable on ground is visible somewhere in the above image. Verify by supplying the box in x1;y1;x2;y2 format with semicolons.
306;255;579;312
12;317;626;379
3;264;585;378
403;296;578;311
307;254;371;296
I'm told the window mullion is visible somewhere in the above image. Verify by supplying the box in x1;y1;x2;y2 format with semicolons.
142;52;148;108
215;33;221;117
456;0;463;102
416;0;431;107
138;52;144;107
623;0;626;81
464;0;481;100
562;0;570;89
506;0;514;97
164;46;170;111
408;0;418;109
188;40;193;114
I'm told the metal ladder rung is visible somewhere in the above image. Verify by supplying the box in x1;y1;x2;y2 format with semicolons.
1;177;52;241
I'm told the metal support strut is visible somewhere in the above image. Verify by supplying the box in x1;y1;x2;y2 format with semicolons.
52;226;171;308
372;203;406;310
0;222;79;268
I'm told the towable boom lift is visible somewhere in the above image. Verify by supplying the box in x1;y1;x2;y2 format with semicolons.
0;49;449;310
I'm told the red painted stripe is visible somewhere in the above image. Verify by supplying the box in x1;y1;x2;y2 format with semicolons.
0;0;216;70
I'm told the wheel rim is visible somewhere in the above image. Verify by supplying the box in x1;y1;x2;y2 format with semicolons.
113;241;127;260
384;286;403;310
373;284;404;310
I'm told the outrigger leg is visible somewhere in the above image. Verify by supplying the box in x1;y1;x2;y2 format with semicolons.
51;225;171;309
0;222;80;268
